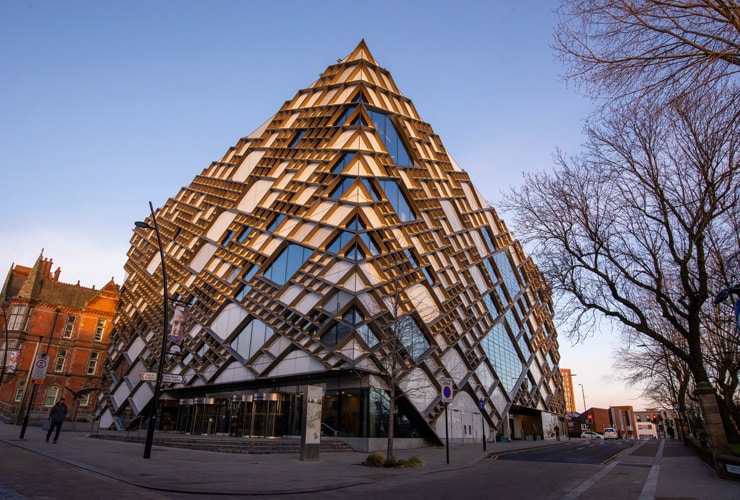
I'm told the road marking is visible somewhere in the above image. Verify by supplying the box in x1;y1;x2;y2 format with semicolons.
638;439;664;500
559;441;647;499
559;459;621;500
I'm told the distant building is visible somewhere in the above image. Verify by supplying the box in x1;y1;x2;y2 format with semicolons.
635;409;678;439
608;405;636;439
0;254;119;426
635;421;659;439
96;41;565;451
560;368;577;413
579;406;636;438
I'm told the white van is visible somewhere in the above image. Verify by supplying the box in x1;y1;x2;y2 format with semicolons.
603;427;618;439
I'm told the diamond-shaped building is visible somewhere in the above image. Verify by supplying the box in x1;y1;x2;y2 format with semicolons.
98;41;564;450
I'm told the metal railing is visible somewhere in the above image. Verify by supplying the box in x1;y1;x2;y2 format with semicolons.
321;422;338;437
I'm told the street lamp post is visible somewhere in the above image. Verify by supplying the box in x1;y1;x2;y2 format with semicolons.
136;201;170;460
478;398;486;451
1;300;9;385
578;383;587;413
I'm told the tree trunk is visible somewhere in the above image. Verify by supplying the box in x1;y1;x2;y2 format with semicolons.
386;388;395;462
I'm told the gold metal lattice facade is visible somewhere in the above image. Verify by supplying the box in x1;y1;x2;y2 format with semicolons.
97;41;563;439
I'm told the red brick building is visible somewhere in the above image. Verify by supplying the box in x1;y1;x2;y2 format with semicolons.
0;254;118;426
579;406;637;438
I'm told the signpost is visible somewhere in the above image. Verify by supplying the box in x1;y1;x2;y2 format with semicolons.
441;379;453;464
478;398;486;451
140;371;183;384
30;353;49;384
21;352;49;439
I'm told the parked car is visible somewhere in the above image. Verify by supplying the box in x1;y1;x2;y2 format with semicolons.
580;431;604;440
603;427;618;439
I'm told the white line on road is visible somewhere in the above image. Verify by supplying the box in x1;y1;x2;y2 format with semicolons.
638;439;664;500
558;458;621;500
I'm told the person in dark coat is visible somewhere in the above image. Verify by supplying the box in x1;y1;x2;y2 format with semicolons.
46;398;68;443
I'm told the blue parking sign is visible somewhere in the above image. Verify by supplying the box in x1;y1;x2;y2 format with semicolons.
735;300;740;332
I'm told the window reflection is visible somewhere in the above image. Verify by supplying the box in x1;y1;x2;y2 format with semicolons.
263;244;312;286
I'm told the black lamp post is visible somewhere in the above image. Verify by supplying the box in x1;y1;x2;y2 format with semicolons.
135;201;170;460
578;383;587;413
1;300;9;385
478;398;486;451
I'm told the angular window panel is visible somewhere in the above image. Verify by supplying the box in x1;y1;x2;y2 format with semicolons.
231;319;274;360
221;230;236;246
236;227;252;244
483;258;497;284
404;248;419;268
346;243;365;260
263;244;312;286
342;306;363;325
357;323;378;347
422;266;436;285
288;129;306;148
493;251;521;297
330;152;357;174
483;292;499;317
482;321;524;394
367;109;412;166
481;228;495;254
267;214;286;233
378;180;415;222
321;320;352;347
329;178;355;199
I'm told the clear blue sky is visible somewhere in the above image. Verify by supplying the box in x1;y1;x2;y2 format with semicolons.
0;0;649;411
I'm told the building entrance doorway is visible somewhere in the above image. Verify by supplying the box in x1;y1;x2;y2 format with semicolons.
175;393;287;437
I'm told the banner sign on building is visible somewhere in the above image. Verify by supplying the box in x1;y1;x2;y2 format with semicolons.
2;349;20;374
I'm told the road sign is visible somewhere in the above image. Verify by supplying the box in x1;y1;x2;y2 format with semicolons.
140;371;184;384
441;379;453;403
30;353;49;384
162;373;184;384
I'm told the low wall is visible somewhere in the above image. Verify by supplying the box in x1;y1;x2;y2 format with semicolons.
686;436;740;481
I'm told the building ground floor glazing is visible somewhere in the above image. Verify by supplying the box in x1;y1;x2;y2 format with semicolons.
151;373;430;442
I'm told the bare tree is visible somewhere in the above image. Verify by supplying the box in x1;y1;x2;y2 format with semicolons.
503;88;739;440
555;0;740;101
615;337;696;435
364;249;435;462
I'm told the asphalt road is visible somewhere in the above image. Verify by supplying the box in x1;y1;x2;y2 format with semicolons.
498;439;634;464
0;439;631;500
265;441;641;500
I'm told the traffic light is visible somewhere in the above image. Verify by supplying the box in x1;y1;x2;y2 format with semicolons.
652;414;658;424
587;415;593;424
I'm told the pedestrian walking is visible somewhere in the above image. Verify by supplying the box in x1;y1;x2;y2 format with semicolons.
667;426;675;439
46;397;68;443
554;425;560;440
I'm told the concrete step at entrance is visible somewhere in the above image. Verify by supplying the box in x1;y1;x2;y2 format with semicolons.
89;432;355;454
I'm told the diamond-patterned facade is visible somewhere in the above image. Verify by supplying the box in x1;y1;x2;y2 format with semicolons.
98;41;564;448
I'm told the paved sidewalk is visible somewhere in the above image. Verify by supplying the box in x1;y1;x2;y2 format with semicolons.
0;422;738;498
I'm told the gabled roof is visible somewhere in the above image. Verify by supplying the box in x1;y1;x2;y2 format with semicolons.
3;254;119;312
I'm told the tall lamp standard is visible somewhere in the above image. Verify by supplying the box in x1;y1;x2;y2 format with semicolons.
578;383;587;413
135;201;170;460
1;300;9;385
